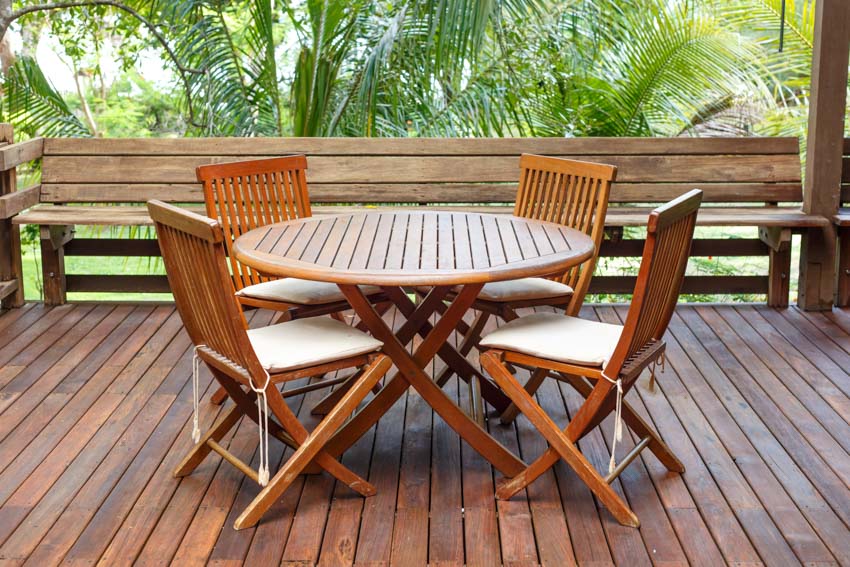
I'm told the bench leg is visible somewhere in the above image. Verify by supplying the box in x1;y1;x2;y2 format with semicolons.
40;225;73;306
760;227;791;308
837;226;850;307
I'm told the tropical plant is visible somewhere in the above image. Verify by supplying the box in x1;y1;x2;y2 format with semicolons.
0;0;826;141
2;55;91;137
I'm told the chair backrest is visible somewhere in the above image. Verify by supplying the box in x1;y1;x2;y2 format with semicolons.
605;189;703;377
196;155;313;290
514;154;616;314
148;199;265;379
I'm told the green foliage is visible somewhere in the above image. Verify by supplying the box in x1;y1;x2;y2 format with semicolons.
64;73;184;137
3;0;824;141
1;56;91;137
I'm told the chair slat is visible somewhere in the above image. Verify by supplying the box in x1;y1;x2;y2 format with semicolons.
196;156;313;292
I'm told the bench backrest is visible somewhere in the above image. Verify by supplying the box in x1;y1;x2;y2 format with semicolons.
40;137;802;206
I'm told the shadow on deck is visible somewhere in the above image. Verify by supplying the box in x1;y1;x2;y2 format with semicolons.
0;303;848;566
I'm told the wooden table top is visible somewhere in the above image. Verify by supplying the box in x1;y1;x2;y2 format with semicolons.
234;211;594;286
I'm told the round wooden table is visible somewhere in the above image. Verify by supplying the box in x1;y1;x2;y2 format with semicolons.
235;211;594;476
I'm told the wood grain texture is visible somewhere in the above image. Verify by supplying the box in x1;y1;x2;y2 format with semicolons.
15;204;828;227
43;135;802;156
41;154;803;184
0;302;848;564
234;211;594;286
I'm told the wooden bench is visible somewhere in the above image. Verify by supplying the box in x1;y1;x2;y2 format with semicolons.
5;136;828;306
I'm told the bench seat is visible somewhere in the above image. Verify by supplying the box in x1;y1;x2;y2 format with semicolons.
15;204;829;228
7;135;821;307
834;209;850;226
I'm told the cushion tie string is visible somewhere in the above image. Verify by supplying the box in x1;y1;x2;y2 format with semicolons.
191;346;204;444
248;368;272;487
599;370;624;475
648;351;666;392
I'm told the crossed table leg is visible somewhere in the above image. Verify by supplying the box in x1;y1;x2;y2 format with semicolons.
323;283;526;477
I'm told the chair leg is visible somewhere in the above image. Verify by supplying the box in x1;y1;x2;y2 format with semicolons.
555;371;684;473
498;367;548;425
235;354;391;530
311;370;363;415
210;386;229;405
264;383;377;497
355;300;392;332
173;403;242;477
434;310;491;387
209;367;377;491
481;352;639;527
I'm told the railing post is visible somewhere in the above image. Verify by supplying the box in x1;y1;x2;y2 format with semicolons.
0;124;24;308
799;0;850;310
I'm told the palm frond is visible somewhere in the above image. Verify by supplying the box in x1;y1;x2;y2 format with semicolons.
2;56;91;138
576;2;762;136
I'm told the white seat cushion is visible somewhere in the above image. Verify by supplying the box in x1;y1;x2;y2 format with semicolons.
237;278;381;305
476;277;574;303
479;312;622;367
247;317;383;373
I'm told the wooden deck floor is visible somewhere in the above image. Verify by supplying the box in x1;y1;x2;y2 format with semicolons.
0;303;849;566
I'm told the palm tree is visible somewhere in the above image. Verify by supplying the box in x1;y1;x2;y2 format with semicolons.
0;0;806;140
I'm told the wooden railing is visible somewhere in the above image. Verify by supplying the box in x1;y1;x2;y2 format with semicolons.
0;126;40;308
0;127;834;307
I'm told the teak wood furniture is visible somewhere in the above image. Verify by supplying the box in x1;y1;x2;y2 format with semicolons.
233;210;595;473
478;189;702;527
5;136;827;306
196;155;385;317
433;154;616;422
196;156;388;406
148;200;392;530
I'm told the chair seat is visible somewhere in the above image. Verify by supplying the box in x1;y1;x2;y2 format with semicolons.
479;312;622;367
477;277;574;302
247;317;383;373
237;278;381;305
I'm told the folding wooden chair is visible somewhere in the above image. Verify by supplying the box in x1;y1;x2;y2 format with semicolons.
435;154;616;422
197;156;389;406
479;189;702;527
148;200;392;530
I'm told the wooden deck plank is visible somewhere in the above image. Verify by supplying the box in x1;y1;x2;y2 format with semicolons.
500;307;577;567
695;307;850;474
679;309;850;503
0;310;184;513
0;305;125;433
321;306;399;567
130;310;275;565
343;306;403;566
0;314;192;561
0;303;848;566
594;307;691;566
428;376;465;566
744;306;850;413
478;313;539;567
659;309;839;564
457;369;502;566
0;306;160;475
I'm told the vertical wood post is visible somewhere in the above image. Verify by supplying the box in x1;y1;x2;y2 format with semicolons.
761;227;791;308
0;124;24;308
799;0;850;310
838;226;850;306
40;225;72;305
